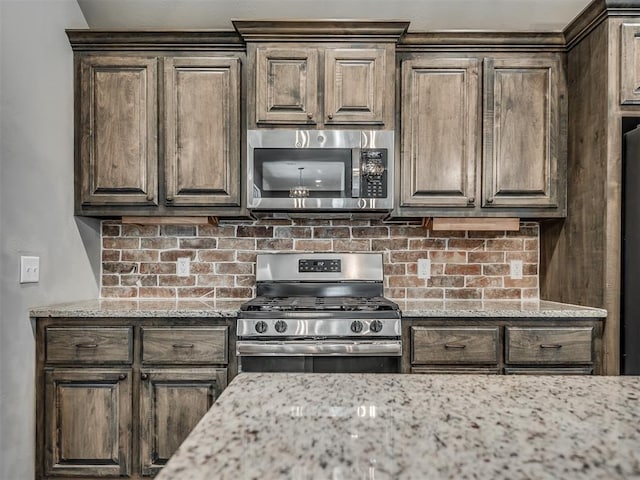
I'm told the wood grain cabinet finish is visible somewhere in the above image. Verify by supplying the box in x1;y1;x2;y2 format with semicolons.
141;326;228;364
505;326;593;364
44;368;132;477
401;58;480;207
36;319;232;479
45;327;132;364
621;23;640;105
164;57;241;207
411;327;499;364
78;56;158;208
139;368;227;475
254;46;389;127
256;47;318;125
483;57;561;208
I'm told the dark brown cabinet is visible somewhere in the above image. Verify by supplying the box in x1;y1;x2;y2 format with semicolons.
36;319;232;479
406;319;602;375
252;45;392;128
398;53;566;217
78;56;158;208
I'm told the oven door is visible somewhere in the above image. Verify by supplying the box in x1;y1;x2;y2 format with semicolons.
236;339;402;373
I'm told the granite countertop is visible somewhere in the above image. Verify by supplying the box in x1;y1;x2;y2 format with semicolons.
29;298;245;318
30;298;606;319
156;373;640;480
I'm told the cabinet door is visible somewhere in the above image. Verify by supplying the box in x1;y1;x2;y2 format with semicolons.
401;58;480;207
256;47;318;125
79;56;158;206
621;23;640;105
44;368;131;477
324;48;385;125
483;57;560;208
164;57;241;206
140;368;227;476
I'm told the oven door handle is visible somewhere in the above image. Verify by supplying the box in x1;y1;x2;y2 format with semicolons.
236;340;402;357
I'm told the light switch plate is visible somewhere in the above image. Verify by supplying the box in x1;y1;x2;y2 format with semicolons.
20;256;40;283
177;257;190;277
510;260;523;280
417;258;431;279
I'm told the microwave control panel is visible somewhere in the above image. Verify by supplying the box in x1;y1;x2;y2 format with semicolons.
360;149;388;199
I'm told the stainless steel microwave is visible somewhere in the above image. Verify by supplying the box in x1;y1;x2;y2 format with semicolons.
247;129;394;215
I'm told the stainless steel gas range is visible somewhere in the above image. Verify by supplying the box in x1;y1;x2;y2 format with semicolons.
236;253;401;373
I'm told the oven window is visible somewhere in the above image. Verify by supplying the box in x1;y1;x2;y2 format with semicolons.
254;148;351;198
239;356;400;373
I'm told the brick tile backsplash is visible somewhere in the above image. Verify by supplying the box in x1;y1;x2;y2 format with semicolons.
100;219;540;300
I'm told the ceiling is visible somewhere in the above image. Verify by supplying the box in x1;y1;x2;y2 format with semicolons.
77;0;593;32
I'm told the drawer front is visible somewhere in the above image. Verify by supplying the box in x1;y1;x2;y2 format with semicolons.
45;327;133;364
141;327;228;364
505;327;593;364
411;327;499;364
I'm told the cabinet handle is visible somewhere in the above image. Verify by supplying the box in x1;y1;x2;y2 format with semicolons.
486;197;494;204
75;343;98;349
444;343;466;349
166;195;174;202
118;373;127;380
141;373;149;380
540;344;562;349
307;112;313;119
146;193;154;202
327;113;334;120
468;197;475;205
172;343;195;349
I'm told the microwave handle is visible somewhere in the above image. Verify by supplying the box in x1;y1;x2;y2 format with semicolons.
351;148;361;198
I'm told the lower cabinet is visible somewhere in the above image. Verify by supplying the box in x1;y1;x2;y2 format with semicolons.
407;319;602;375
36;319;233;479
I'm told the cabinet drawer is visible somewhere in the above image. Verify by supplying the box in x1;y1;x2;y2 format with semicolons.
45;327;132;364
141;327;228;364
505;327;593;364
411;327;499;364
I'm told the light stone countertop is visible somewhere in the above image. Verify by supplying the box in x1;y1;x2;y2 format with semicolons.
29;298;606;319
156;373;640;480
29;298;245;318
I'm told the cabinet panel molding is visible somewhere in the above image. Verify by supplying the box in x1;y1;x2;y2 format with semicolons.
401;57;480;207
139;368;227;475
621;23;640;105
164;57;241;206
44;368;131;477
79;55;158;207
483;57;560;208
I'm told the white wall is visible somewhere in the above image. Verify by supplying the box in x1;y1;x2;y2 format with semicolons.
0;2;99;478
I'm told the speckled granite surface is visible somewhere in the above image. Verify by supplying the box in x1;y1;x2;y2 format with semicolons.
156;373;640;480
30;298;606;319
397;299;607;318
29;298;244;318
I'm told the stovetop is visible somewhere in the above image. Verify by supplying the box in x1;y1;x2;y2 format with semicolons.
240;295;399;313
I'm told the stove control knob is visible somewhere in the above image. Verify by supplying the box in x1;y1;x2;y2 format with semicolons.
275;320;288;333
350;320;364;334
255;321;268;334
370;320;383;333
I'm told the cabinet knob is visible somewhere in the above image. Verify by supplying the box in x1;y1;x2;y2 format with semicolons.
141;373;149;380
468;197;475;205
146;193;154;202
166;195;174;202
118;373;127;381
307;112;313;119
486;197;494;204
327;113;334;120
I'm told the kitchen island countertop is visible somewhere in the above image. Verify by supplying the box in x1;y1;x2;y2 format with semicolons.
156;373;640;480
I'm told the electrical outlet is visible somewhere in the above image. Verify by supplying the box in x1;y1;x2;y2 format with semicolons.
417;258;431;279
20;256;40;283
510;260;523;280
177;257;190;277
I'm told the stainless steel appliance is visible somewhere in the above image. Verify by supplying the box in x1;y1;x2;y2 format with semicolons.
247;129;394;216
237;253;401;373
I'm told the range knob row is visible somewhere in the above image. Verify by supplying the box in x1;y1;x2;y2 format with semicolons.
254;320;288;333
256;320;385;334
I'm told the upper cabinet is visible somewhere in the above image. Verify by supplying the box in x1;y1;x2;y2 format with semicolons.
68;32;245;217
235;20;408;129
621;23;640;105
398;50;567;218
255;46;386;127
